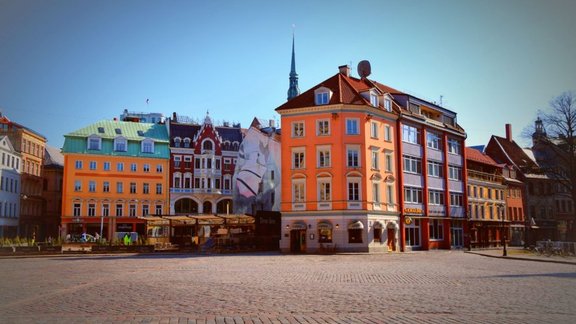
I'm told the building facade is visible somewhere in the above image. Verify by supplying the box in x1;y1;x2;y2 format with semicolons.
42;145;64;240
0;136;21;237
61;120;170;241
0;113;46;240
466;147;507;248
502;164;525;246
276;65;400;253
393;91;468;251
168;113;242;216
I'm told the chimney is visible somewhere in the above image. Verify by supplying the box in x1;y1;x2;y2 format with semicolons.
338;65;350;77
505;124;512;141
269;119;275;128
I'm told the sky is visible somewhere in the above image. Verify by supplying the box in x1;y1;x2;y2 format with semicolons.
1;0;575;149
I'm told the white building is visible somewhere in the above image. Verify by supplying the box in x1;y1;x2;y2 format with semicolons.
0;136;21;237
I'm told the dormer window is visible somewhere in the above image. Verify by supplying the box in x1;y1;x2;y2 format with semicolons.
114;137;127;152
174;137;181;148
314;87;333;105
183;138;191;148
370;93;379;107
384;98;392;112
87;135;102;151
141;139;154;154
202;140;213;152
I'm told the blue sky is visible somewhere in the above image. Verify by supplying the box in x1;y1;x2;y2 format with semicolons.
1;0;575;149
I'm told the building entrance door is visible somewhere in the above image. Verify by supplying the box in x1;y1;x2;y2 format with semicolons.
290;229;306;253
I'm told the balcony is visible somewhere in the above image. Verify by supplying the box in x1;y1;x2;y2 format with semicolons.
170;188;227;195
468;170;503;183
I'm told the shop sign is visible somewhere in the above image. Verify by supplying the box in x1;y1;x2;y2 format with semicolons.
404;208;423;214
405;217;413;225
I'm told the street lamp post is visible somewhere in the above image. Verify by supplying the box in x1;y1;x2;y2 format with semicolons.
501;206;507;257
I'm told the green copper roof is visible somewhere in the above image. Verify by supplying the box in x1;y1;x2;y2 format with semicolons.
65;120;169;142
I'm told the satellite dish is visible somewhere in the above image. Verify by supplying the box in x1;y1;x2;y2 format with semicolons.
357;60;371;79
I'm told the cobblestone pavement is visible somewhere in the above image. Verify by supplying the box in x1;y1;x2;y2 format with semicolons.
0;251;575;323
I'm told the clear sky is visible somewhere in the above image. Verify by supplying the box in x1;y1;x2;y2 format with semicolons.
1;0;575;149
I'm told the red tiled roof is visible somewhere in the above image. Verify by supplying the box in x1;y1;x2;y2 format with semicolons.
466;147;499;166
275;72;403;111
490;135;538;169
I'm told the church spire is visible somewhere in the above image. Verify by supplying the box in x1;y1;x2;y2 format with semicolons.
287;33;300;101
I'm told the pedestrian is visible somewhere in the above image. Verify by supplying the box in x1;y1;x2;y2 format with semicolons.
123;233;130;246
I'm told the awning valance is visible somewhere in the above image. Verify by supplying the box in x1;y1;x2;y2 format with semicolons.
348;221;364;229
290;222;307;230
317;221;333;230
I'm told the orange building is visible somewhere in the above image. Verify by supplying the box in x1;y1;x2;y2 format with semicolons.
276;65;400;253
61;120;170;242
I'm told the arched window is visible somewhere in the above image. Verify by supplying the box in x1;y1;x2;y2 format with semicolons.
203;140;213;151
202;201;213;214
174;198;198;214
216;199;233;214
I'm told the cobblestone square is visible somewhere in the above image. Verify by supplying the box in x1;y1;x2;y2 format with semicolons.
0;251;575;323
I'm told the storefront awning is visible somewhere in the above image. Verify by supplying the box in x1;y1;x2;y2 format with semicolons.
290;222;307;230
348;221;364;229
317;221;333;230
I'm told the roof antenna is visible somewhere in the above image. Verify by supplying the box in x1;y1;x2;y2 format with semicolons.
439;95;443;106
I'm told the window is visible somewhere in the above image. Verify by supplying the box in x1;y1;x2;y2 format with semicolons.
102;204;109;217
74;180;82;192
409;103;421;114
143;183;150;194
404;187;423;203
370;93;379;107
385;153;393;172
142;205;149;216
427;161;443;177
387;185;394;205
318;179;331;202
143;164;150;172
103;181;110;193
373;182;380;203
371;151;379;170
405;219;421;246
130;182;136;194
370;122;378;138
75;160;83;169
203;140;213;151
155;204;162;215
183;138;191;148
427;132;442;150
450;193;463;206
88;137;101;150
292;180;305;203
402;125;420;144
116;204;123;217
156;183;162;194
447;139;460;154
348;228;363;243
317;120;330;136
348;179;360;201
429;190;444;205
403;155;422;174
292;148;305;169
103;162;110;171
116;162;124;172
129;204;137;217
89;181;96;193
292;121;304;137
116;182;123;193
73;203;81;217
384;125;392;141
448;165;462;181
384;98;392;111
347;147;360;167
316;92;329;105
174;138;181;148
318;224;332;243
346;119;359;135
142;140;154;153
130;163;137;172
156;164;163;173
174;156;181;168
317;146;331;168
429;219;444;240
114;137;127;152
88;203;96;217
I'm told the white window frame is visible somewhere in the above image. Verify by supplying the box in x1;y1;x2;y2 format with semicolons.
346;118;359;135
384;98;392;111
402;125;420;144
385;153;393;172
292;179;305;203
370;121;378;138
347;146;360;168
87;136;102;151
384;124;392;142
429;190;445;205
318;177;331;202
427;132;442;150
114;137;127;152
403;155;422;174
448;165;462;181
450;192;463;207
427;161;443;178
141;139;154;154
292;121;305;138
347;177;361;202
448;139;461;155
404;187;423;203
292;147;305;169
316;119;330;136
317;145;331;168
371;150;379;170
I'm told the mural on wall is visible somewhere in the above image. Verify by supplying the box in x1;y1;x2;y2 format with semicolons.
233;126;281;214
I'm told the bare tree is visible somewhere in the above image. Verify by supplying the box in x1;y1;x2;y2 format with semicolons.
535;91;576;240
